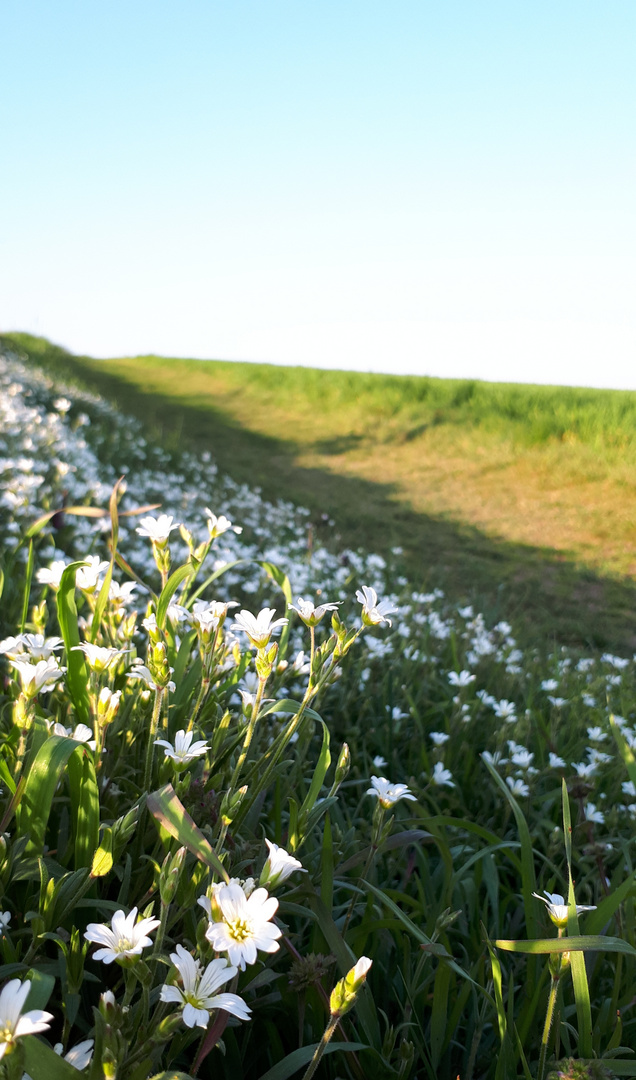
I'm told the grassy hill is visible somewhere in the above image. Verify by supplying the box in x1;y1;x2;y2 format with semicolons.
3;331;636;652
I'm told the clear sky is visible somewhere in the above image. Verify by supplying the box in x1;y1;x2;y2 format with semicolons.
2;1;635;388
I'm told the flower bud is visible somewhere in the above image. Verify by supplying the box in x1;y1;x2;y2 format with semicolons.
159;846;187;906
220;785;248;827
329;956;372;1017
334;743;350;786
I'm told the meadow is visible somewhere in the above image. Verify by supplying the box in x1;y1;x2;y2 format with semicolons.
4;332;636;654
0;338;636;1078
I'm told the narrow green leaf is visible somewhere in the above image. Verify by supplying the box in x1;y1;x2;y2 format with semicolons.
147;784;229;881
256;1041;369;1080
562;777;593;1059
91;827;114;878
362;880;493;1000
495;935;636;956
611;715;636;790
90;477;123;643
67;748;100;869
20;539;35;633
25;505;107;539
56;561;91;726
584;870;636;936
157;563;195;630
430;960;451;1070
298;720;331;825
186;558;246;607
482;756;537;939
16;737;88;856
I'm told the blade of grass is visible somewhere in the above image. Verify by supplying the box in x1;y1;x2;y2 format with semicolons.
562;777;593;1059
56;561;91;726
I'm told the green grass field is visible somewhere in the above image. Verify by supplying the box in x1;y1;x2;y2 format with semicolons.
4;331;636;652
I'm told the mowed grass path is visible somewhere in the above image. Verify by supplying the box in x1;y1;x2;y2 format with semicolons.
5;332;636;652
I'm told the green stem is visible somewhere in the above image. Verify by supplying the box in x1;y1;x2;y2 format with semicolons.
342;805;385;936
229;676;267;790
143;687;164;793
537;976;560;1080
300;1014;340;1080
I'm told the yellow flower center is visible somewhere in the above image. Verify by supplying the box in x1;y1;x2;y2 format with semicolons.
228;917;251;942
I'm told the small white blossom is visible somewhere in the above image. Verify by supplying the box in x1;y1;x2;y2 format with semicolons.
84;907;161;964
71;643;129;673
431;761;455;788
10;657;65;697
288;597;342;627
260;840;306;888
0;979;53;1060
430;731;450;746
448;670;475;687
155;730;210;768
366;776;417;807
205;882;282;971
356;586;398;627
136;514;180;544
533;890;596;928
36;560;68;589
204;509;243;538
76;556;110;592
160;944;250;1028
231;608;288;649
506;776;529;797
549;752;567;769
585;801;605;824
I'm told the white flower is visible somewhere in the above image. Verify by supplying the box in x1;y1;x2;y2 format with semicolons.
0;633;63;661
493;699;516;722
155;730;210;768
108;580;138;606
549;752;566;769
622;780;636;797
231;608;288;649
356;586;397;627
76;557;110;592
431;762;455;788
582;694;596;708
53;1038;94;1070
127;661;175;693
36;559;68;589
372;755;387;769
204;510;243;539
548;695;568;708
0;913;10;932
260;840;306;888
573;761;597;778
10;657;65;697
84;907;160;964
510;750;534;769
136;514;180;544
0;978;53;1060
71;643;128;673
430;731;450;746
51;722;97;751
585;801;605;825
205;882;281;971
366;776;417;807
506;776;529;797
288;597;342;627
587;726;607;742
541;679;559;692
447;670;475;687
532;890;596;928
160;944;250;1028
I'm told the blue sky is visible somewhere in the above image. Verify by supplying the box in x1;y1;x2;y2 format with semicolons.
2;1;635;387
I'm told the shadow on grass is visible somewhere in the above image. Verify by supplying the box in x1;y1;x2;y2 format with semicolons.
6;334;636;654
